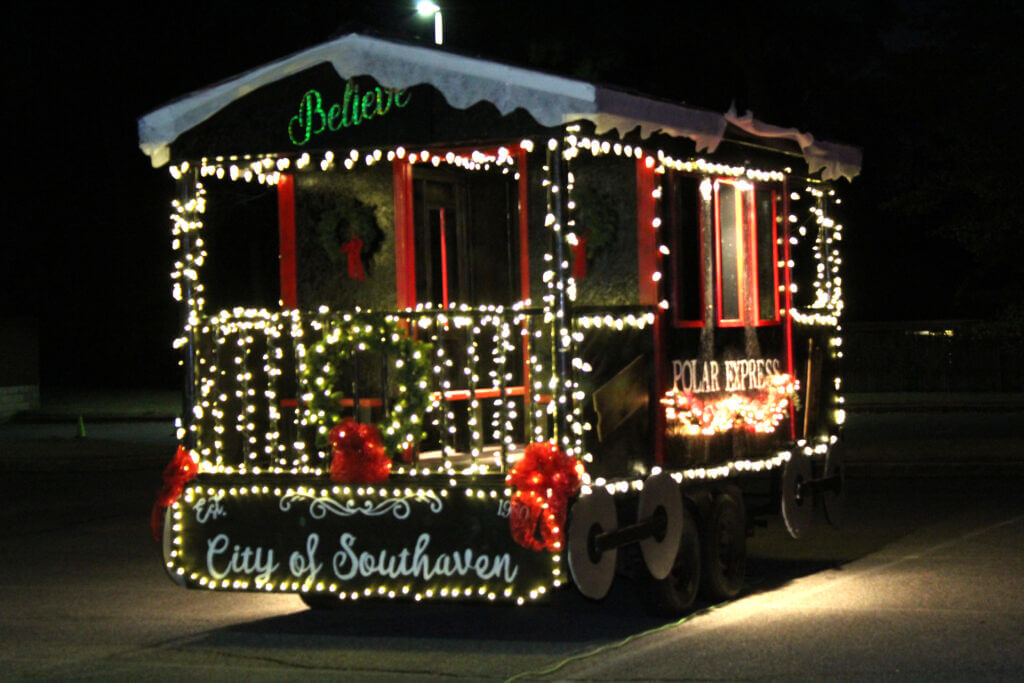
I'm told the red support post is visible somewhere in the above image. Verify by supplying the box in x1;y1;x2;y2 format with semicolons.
277;174;297;309
393;158;416;308
636;157;664;464
782;180;796;439
636;157;659;306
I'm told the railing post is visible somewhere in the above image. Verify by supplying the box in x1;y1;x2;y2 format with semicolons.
178;171;198;452
547;136;572;450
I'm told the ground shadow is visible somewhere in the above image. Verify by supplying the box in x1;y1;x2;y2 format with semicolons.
194;578;673;650
180;543;853;657
172;479;957;655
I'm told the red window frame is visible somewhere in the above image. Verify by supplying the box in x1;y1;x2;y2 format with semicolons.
393;145;535;409
713;179;781;328
393;146;531;309
714;179;747;327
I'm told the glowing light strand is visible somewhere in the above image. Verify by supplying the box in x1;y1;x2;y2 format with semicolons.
661;373;799;436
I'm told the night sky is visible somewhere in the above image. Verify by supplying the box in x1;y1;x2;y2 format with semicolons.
3;1;1021;389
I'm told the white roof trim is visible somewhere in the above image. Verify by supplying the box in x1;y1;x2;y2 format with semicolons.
138;33;860;180
724;107;862;181
591;88;727;152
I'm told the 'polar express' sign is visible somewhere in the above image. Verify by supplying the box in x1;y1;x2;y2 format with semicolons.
671;357;784;394
288;79;411;146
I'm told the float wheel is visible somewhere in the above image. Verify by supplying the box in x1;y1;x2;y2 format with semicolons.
567;489;619;600
700;489;747;601
637;473;684;580
781;453;814;539
642;504;701;616
822;443;846;527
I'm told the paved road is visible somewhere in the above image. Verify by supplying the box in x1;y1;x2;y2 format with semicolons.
1;478;1021;680
1;412;1022;680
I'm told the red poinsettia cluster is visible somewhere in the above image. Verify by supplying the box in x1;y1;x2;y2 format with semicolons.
328;418;391;483
505;442;585;552
150;445;199;541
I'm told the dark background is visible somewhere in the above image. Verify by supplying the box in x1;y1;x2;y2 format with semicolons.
3;0;1021;390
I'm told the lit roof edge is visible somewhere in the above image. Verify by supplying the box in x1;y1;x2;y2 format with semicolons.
138;33;860;180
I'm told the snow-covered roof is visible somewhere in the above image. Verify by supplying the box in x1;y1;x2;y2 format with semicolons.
138;33;860;180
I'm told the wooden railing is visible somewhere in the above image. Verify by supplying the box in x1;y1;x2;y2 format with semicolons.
185;306;554;475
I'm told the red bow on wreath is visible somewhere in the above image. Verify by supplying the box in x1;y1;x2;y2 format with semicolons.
150;445;199;541
328;418;391;483
338;237;365;281
505;442;584;552
571;232;588;281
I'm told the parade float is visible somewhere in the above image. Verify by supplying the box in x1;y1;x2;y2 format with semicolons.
139;32;859;613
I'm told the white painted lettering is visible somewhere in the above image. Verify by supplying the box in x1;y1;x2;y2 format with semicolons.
194;495;227;524
206;533;279;583
331;532;518;584
289;533;323;584
672;360;684;391
673;357;783;394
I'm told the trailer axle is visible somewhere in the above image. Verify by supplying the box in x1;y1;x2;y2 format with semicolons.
591;508;667;557
796;473;843;501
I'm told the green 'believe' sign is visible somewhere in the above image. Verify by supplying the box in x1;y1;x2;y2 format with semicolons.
288;79;411;146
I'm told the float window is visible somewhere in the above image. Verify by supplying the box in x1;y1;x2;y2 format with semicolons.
713;179;780;327
669;174;704;326
754;189;779;323
715;181;744;325
412;166;519;307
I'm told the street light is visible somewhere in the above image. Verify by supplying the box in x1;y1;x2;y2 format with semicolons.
415;1;443;45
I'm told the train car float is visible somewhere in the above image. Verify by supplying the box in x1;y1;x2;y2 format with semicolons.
139;32;860;614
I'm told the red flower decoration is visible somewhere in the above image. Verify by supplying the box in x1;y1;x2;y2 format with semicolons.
328;418;391;483
505;442;584;552
150;445;199;541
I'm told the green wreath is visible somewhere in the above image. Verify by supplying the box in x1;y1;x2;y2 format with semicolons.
573;183;619;263
316;195;382;269
302;312;432;457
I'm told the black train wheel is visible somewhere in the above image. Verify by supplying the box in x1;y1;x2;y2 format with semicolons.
642;504;701;616
700;488;747;601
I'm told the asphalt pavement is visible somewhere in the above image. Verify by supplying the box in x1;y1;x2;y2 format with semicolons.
1;467;1021;679
1;390;1022;679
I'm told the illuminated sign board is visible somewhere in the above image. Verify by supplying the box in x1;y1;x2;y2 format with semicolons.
671;357;783;394
170;484;554;600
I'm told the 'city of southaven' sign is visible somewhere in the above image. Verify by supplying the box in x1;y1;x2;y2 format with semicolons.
172;484;552;599
288;80;411;146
